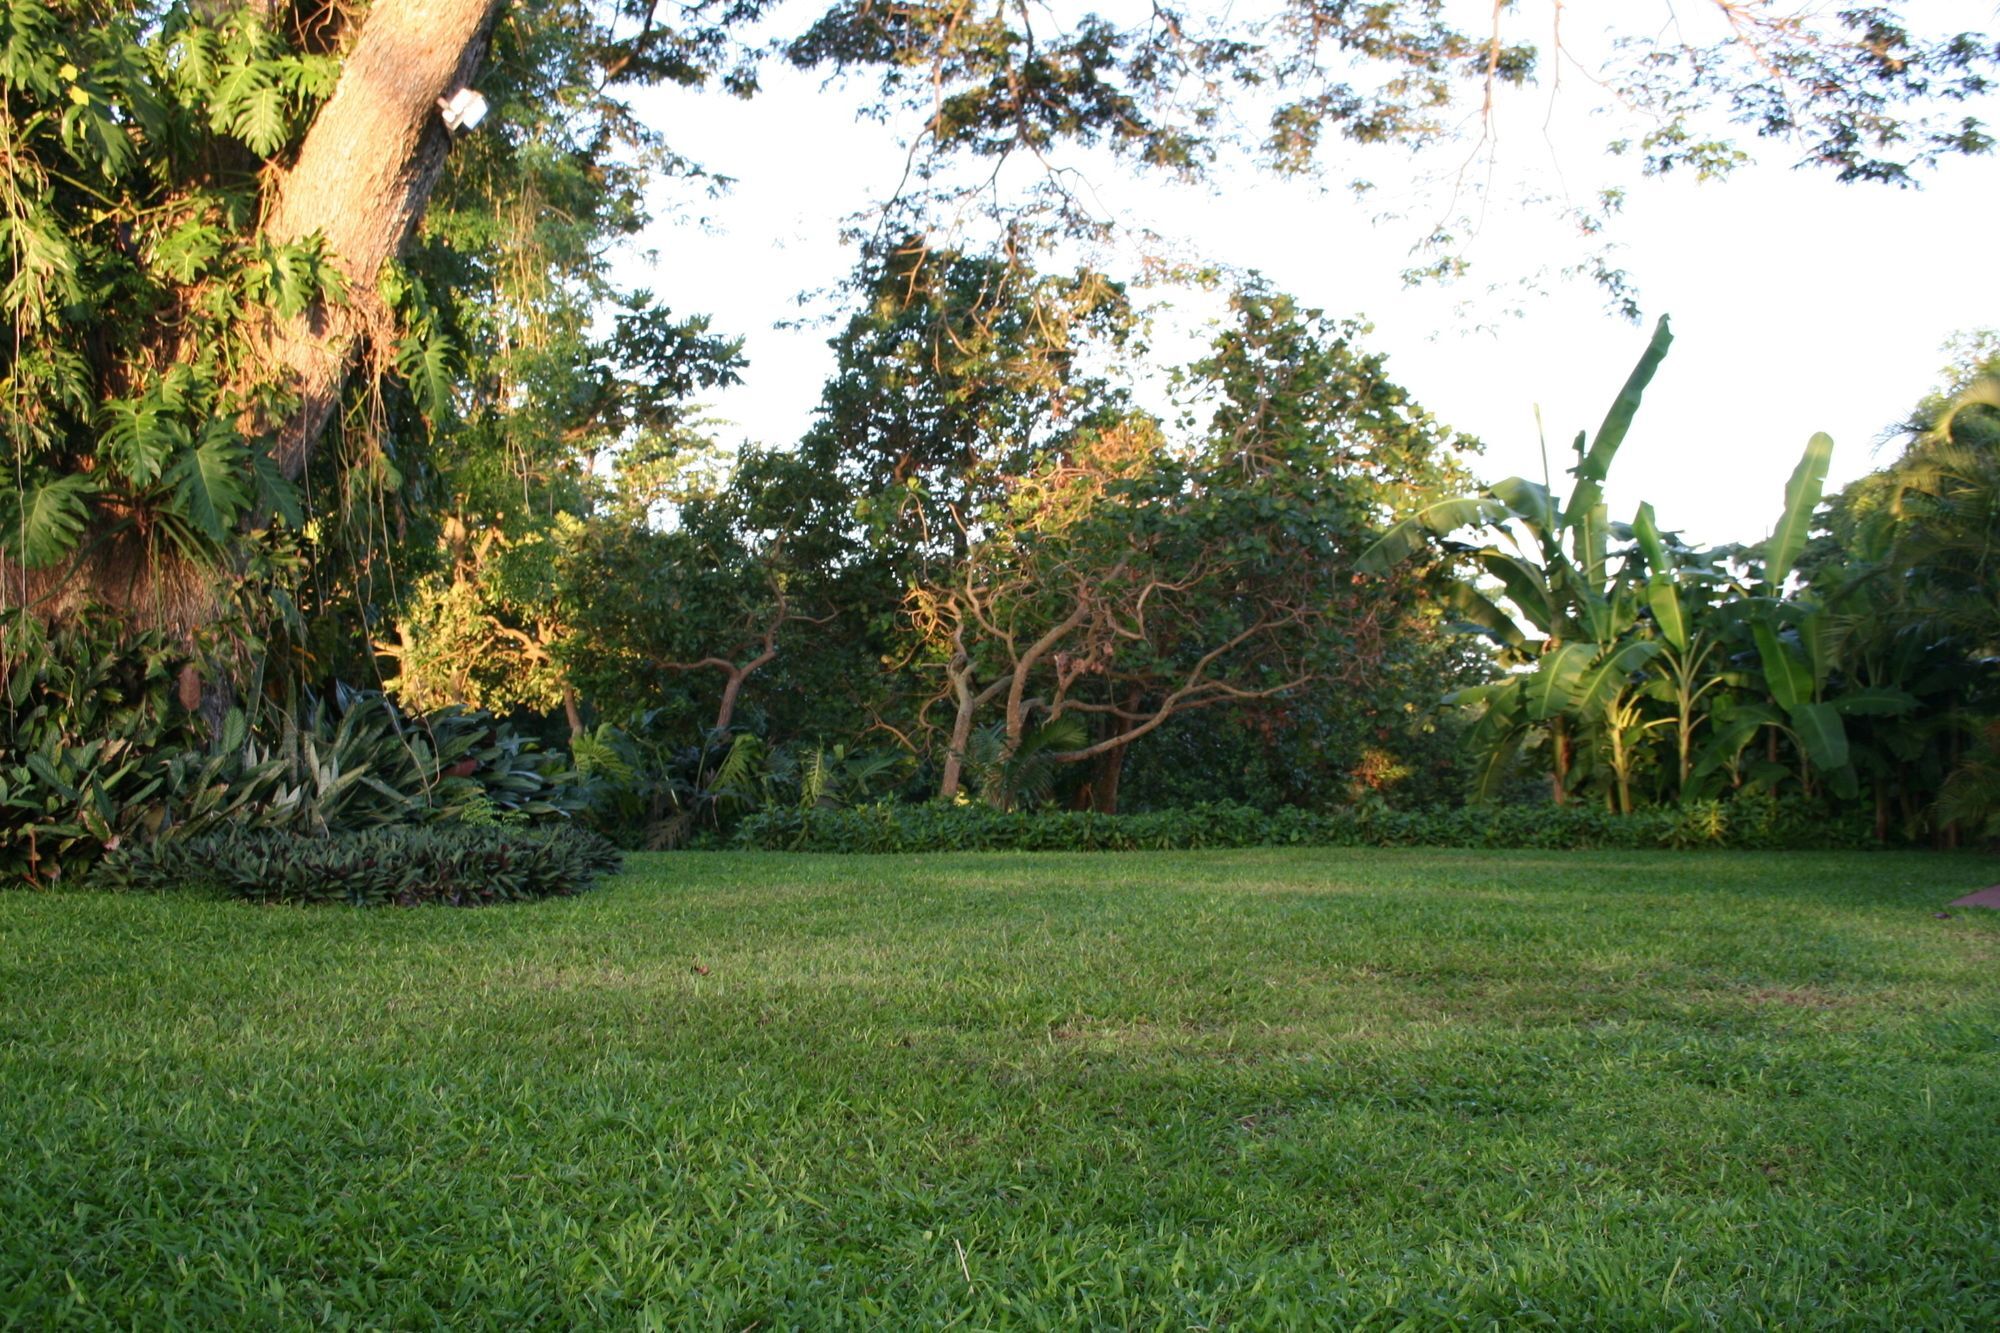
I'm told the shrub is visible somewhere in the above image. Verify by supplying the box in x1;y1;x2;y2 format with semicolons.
2;612;199;886
100;824;623;906
151;689;588;838
730;797;1882;854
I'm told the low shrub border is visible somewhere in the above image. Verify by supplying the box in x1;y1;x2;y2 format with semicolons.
732;796;1879;854
101;824;623;906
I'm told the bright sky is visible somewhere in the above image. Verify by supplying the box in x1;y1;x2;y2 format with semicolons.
615;4;2000;549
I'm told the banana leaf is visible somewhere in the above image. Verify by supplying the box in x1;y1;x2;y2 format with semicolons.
1567;315;1673;538
1832;686;1920;716
1524;643;1591;721
1787;700;1851;773
1573;640;1665;717
1753;622;1813;712
1356;497;1510;573
1645;573;1686;652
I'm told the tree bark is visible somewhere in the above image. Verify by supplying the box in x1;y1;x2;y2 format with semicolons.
1086;689;1142;814
713;667;751;734
937;666;978;801
1088;740;1127;814
256;0;507;478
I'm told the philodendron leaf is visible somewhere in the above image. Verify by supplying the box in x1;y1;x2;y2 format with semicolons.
169;425;251;543
251;449;303;528
2;473;97;568
1764;432;1834;591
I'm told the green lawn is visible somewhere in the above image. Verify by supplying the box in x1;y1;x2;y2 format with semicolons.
4;850;1998;1328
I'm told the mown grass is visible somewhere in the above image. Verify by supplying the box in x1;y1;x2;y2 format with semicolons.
4;849;1998;1328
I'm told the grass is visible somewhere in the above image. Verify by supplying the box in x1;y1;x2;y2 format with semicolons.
3;849;1998;1328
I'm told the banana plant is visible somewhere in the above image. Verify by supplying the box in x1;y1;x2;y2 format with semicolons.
1359;316;1675;803
1626;500;1751;800
1729;434;1919;801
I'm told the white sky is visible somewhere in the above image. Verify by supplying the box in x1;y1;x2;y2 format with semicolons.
613;4;2000;549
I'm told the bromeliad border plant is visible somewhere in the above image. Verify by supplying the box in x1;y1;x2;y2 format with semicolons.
102;823;622;906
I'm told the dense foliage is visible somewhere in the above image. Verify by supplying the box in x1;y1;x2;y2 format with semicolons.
734;794;1872;854
1360;321;2000;843
0;613;200;884
103;823;620;904
0;608;585;883
2;0;1995;879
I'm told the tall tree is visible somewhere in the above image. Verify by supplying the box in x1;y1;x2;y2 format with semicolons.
912;282;1474;809
0;0;755;633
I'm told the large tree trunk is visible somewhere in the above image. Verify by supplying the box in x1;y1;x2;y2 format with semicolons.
1084;689;1142;814
1087;743;1126;814
258;0;506;478
5;0;503;634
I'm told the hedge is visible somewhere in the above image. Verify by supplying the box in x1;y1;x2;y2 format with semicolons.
101;824;624;906
731;797;1880;854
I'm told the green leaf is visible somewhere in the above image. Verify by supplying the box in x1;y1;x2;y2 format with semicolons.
99;398;189;488
397;331;460;425
1469;727;1525;801
2;473;97;568
1569;500;1611;592
149;219;225;283
250;449;302;527
1445;676;1522;710
1523;643;1590;722
168;425;251;544
1567;314;1672;524
25;751;79;802
1691;702;1785;777
1631;502;1672;575
218;64;287;156
1573;640;1663;717
1752;621;1812;712
1356;496;1508;573
1787;700;1850;772
1764;432;1834;590
1488;476;1556;536
1473;551;1556;632
1831;686;1919;717
1646;573;1686;652
1442;582;1526;650
1795;606;1830;688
